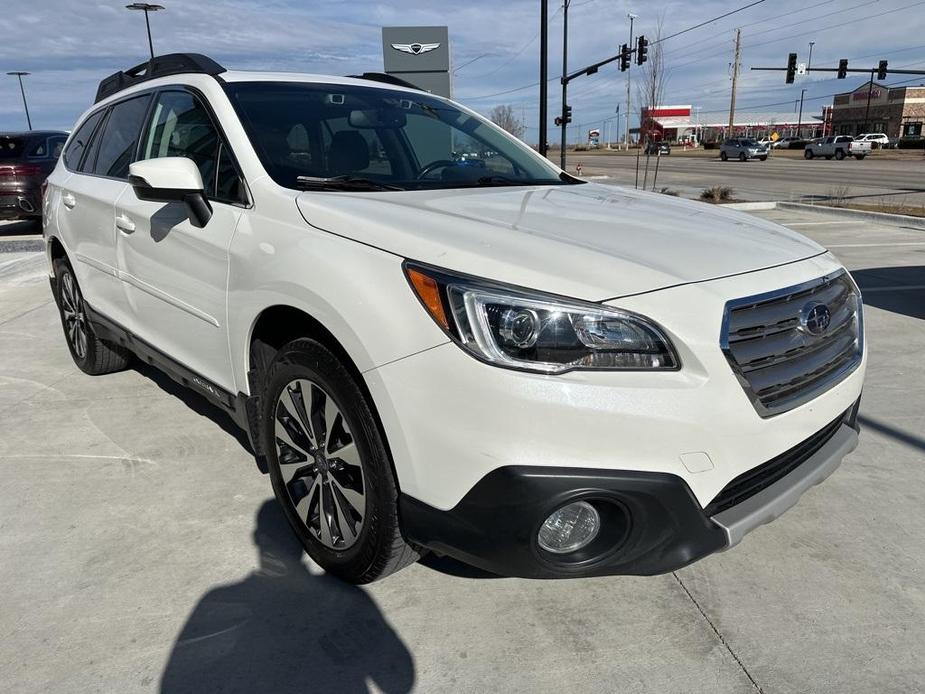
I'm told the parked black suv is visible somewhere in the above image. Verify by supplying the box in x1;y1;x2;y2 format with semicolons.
0;131;69;221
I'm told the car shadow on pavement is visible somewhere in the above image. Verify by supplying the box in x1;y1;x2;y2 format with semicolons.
160;500;415;694
133;360;255;455
851;266;925;320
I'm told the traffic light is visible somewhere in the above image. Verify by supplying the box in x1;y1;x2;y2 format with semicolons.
554;116;562;126
636;35;648;66
786;53;797;84
619;43;630;72
837;59;848;79
877;60;888;80
564;105;572;125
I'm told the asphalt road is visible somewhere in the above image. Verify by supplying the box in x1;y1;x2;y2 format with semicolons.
578;152;925;207
2;210;925;693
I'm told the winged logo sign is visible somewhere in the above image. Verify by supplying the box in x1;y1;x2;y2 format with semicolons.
391;42;441;55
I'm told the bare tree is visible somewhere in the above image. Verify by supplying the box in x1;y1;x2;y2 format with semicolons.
636;14;671;144
488;105;525;140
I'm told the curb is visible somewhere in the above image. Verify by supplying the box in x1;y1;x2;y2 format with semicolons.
722;200;925;229
775;201;925;229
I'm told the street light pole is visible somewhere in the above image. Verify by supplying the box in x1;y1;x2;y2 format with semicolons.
125;3;165;60
797;88;805;139
6;71;32;130
624;12;637;149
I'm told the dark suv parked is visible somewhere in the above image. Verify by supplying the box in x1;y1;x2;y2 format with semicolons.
0;131;69;221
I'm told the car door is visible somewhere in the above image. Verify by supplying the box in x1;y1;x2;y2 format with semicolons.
57;96;151;328
114;88;246;392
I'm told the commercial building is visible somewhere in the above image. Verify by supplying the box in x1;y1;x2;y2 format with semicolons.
829;80;925;138
639;105;824;143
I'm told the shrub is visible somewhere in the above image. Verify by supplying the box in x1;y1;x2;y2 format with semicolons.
700;186;732;202
898;137;925;150
659;187;679;196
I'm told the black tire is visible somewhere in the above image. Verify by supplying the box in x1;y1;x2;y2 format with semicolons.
52;257;131;375
835;149;845;160
720;151;728;161
262;338;419;584
804;149;814;159
739;153;747;162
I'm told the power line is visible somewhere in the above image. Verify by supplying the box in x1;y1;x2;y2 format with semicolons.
463;0;772;101
655;0;765;44
462;5;563;81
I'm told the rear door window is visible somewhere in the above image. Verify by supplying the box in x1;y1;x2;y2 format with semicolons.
63;110;105;170
90;94;151;179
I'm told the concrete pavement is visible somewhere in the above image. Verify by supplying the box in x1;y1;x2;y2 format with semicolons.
1;209;924;693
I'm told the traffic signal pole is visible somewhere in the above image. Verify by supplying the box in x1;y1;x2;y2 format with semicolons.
539;0;548;157
560;0;570;169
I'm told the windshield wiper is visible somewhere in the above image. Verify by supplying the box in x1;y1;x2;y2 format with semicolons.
295;175;405;192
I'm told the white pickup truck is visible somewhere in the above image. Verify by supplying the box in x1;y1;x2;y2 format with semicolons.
804;136;871;160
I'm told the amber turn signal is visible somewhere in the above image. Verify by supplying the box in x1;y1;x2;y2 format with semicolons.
406;267;449;330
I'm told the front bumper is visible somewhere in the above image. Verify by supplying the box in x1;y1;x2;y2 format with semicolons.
401;403;860;578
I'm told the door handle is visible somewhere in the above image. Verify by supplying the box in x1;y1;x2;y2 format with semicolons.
115;214;136;233
62;193;76;209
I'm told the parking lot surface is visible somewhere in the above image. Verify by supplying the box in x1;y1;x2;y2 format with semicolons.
578;152;925;207
1;207;924;693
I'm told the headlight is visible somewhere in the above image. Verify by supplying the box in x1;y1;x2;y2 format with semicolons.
404;263;679;373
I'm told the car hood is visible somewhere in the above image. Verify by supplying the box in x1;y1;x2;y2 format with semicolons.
295;182;824;300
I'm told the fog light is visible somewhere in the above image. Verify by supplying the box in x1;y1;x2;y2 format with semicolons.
537;501;600;554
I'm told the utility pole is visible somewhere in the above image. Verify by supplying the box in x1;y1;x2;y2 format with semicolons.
624;12;637;148
560;0;571;169
727;28;741;136
863;70;875;133
6;71;32;130
539;0;548;156
797;88;805;138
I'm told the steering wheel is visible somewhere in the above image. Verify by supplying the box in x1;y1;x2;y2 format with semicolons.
415;159;457;180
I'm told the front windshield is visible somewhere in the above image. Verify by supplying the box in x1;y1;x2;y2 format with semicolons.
225;81;569;191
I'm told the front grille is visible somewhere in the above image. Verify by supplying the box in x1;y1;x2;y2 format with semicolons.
721;271;862;417
704;410;848;516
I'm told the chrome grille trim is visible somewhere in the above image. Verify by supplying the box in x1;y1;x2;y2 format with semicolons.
720;270;863;417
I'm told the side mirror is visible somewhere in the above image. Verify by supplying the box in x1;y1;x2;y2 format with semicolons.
128;157;213;228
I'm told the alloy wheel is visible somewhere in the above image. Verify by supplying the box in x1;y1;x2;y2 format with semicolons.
273;378;366;550
60;271;88;359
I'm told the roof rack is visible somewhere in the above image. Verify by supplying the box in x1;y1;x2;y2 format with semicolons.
95;53;226;103
346;72;424;92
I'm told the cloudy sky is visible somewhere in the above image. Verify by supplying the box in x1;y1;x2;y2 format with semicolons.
2;0;924;140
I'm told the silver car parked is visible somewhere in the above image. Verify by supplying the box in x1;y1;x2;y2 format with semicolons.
719;138;769;162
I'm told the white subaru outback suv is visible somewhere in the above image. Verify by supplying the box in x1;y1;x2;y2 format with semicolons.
44;54;865;583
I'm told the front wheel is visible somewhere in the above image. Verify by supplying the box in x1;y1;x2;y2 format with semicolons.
262;338;420;584
804;149;814;159
720;151;728;161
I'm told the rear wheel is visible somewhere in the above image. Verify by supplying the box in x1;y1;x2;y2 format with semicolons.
52;257;131;375
835;149;845;160
262;338;419;584
804;149;814;159
739;153;747;162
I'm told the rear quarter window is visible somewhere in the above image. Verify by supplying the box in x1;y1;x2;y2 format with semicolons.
63;110;105;170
